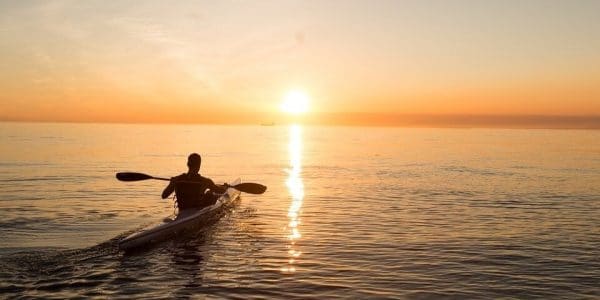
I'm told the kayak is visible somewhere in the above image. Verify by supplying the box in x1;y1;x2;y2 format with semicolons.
119;178;241;251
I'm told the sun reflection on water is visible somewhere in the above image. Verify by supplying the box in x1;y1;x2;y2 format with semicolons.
281;125;303;274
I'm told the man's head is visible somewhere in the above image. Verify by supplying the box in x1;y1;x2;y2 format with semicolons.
187;153;201;172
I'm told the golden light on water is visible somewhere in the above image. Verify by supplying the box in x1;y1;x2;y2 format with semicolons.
281;124;303;274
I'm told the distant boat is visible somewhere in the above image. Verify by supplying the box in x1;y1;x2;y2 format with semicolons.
260;122;276;126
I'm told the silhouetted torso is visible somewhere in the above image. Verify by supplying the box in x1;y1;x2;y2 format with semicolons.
172;173;218;210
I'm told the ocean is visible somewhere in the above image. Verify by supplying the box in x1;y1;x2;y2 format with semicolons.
0;122;599;299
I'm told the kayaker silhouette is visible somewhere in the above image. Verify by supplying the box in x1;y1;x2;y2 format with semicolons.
161;153;226;209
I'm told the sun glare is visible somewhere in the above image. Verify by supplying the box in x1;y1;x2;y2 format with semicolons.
281;90;309;115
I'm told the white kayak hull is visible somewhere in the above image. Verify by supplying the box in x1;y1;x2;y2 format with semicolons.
119;178;241;251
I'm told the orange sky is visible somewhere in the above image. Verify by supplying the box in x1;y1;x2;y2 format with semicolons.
1;1;599;127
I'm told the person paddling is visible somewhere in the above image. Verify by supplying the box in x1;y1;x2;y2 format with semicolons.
161;153;226;209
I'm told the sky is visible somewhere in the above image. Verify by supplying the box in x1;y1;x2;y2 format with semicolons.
1;0;599;127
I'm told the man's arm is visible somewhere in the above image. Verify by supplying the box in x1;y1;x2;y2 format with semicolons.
208;179;227;194
162;178;176;199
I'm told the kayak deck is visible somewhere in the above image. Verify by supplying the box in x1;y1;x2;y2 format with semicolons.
119;178;241;251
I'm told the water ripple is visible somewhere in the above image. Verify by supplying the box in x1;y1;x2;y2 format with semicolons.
1;124;599;299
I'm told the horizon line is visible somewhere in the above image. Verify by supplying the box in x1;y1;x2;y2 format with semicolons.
1;113;599;129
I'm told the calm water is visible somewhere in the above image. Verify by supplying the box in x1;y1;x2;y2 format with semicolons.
0;122;599;299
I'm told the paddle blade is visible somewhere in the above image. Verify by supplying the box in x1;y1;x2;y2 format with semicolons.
231;182;267;194
116;172;154;181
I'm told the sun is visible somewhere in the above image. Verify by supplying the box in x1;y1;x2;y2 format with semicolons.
280;90;309;115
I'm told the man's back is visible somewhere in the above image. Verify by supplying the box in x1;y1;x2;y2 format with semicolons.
172;173;216;210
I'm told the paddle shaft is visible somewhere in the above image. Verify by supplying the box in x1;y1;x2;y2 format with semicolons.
150;176;226;185
116;172;266;194
141;176;225;185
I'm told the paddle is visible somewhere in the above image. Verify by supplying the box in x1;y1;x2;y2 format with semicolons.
115;172;267;194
